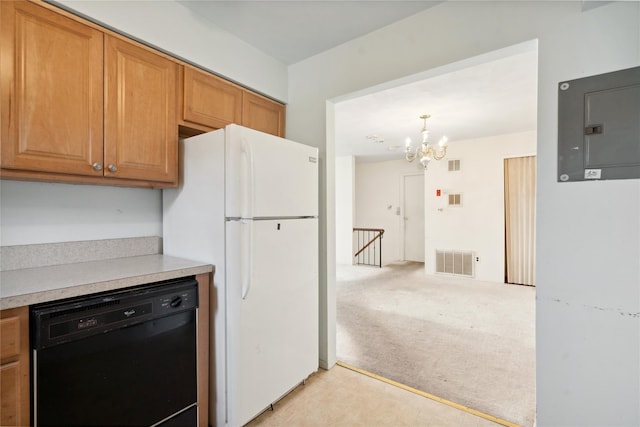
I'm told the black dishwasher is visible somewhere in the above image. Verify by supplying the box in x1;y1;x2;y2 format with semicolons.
31;277;199;427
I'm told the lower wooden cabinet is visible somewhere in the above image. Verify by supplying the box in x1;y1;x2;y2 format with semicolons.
0;306;30;427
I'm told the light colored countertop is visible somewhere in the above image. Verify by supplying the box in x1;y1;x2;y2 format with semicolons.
0;255;213;310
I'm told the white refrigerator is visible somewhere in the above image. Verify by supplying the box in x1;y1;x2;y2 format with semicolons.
163;124;319;427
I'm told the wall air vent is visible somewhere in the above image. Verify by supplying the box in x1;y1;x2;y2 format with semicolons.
448;159;461;172
436;250;474;277
448;193;462;206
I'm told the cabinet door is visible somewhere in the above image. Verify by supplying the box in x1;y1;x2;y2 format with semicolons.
182;66;242;130
0;307;30;427
0;1;104;176
104;36;178;184
241;91;286;137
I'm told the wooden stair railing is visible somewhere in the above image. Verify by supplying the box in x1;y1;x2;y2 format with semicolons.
353;228;384;268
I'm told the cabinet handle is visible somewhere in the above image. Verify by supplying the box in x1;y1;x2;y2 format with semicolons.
108;164;117;173
92;162;103;171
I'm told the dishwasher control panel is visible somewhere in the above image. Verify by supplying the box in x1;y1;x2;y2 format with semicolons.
158;287;197;314
31;277;198;349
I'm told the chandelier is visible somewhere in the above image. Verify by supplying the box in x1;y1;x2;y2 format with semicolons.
405;114;448;168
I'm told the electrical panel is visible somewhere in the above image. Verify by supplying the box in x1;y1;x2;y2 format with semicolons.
557;66;640;182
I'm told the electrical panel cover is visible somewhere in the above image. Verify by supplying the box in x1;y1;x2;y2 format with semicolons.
557;66;640;182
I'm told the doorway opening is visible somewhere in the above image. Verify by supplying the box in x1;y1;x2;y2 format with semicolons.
333;40;538;427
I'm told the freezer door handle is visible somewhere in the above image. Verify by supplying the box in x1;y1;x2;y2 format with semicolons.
241;137;255;220
241;219;253;300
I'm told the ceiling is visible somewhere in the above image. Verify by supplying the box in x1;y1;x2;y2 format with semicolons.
178;1;538;163
335;49;538;161
177;1;441;65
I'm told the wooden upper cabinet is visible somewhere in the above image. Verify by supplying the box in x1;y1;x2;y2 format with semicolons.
0;0;104;176
241;91;286;137
0;307;30;427
181;66;242;130
104;36;178;184
1;1;283;187
1;2;177;187
179;65;286;138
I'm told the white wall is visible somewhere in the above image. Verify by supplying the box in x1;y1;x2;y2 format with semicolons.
354;159;422;266
0;181;161;246
335;156;355;265
286;2;640;425
350;131;536;280
424;131;536;283
54;0;288;101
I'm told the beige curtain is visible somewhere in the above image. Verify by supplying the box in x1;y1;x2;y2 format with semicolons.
504;156;536;286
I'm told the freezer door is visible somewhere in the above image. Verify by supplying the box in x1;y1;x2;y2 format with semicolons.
225;124;318;219
225;218;319;427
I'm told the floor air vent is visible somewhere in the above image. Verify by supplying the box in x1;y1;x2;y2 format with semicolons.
435;250;474;277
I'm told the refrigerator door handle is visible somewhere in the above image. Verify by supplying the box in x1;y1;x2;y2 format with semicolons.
241;137;255;220
241;219;253;300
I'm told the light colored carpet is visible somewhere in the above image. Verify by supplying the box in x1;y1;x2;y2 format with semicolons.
336;261;535;427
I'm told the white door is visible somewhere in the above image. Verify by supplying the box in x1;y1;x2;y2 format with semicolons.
403;174;425;262
226;217;319;427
